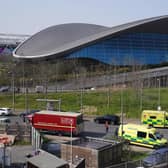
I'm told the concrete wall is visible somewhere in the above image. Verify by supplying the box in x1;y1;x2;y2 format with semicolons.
61;144;97;168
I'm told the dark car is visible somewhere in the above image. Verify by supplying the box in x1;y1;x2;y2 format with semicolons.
19;109;40;121
142;147;168;167
94;115;120;125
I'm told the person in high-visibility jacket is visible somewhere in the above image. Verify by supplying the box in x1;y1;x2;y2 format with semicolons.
105;121;109;133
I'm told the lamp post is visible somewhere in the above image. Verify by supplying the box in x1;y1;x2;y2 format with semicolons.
70;119;73;167
80;88;83;113
25;80;28;113
140;82;143;111
120;73;125;137
12;71;15;114
2;143;6;168
8;70;15;114
21;61;28;113
121;86;124;137
157;78;161;111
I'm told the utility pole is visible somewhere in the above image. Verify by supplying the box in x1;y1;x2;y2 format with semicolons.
80;88;83;113
12;71;15;114
157;78;161;111
70;119;73;168
140;82;143;111
121;87;124;137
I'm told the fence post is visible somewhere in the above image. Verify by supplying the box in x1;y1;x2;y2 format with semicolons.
125;161;127;168
5;124;8;134
139;159;142;167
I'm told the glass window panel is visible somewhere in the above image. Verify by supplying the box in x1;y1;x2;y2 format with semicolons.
67;32;168;65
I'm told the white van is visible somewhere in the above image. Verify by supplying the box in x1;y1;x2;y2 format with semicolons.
0;108;12;116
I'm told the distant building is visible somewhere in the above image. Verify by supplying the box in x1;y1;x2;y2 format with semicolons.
0;33;29;61
13;15;168;66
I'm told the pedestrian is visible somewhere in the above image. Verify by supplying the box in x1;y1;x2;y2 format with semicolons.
105;121;109;133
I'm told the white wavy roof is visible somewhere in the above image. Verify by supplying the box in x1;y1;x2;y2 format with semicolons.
13;15;168;60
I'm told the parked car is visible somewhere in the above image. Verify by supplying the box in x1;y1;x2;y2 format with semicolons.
0;86;10;92
142;147;168;167
0;117;11;124
94;114;120;125
0;108;12;116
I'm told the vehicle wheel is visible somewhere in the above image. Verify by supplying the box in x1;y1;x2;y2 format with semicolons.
125;140;130;144
153;145;159;149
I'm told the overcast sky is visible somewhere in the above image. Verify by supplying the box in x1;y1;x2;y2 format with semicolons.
1;0;168;35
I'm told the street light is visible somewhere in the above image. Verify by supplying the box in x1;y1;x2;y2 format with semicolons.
8;70;15;114
21;61;28;113
121;86;124;137
2;143;6;168
157;78;161;111
120;73;125;137
25;80;28;113
70;119;73;167
140;82;143;111
12;71;15;114
80;88;83;113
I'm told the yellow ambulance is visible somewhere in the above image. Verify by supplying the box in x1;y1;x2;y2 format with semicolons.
141;110;168;128
118;123;167;148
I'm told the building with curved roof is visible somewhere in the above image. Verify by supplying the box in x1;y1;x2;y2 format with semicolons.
13;15;168;65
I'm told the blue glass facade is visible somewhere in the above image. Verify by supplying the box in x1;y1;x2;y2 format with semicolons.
67;33;168;65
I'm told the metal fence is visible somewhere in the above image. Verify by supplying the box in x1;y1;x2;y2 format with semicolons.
108;157;168;168
108;160;143;168
0;124;31;142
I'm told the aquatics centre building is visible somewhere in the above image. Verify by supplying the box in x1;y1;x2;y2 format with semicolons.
13;15;168;66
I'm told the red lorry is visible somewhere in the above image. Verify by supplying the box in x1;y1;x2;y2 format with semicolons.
31;110;84;135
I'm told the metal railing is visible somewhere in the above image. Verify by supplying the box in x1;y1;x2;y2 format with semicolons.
108;160;142;168
108;153;168;168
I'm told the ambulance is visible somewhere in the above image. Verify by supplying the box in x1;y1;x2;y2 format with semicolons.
141;110;168;128
118;123;167;148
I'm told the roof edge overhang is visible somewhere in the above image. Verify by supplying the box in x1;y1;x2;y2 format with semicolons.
13;15;168;60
